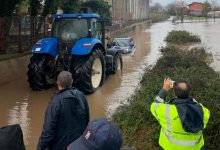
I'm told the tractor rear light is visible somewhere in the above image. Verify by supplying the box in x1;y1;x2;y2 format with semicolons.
83;43;92;47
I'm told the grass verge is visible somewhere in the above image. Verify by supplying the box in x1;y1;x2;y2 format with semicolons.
112;45;220;149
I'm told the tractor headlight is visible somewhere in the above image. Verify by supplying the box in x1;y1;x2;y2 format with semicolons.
124;49;129;53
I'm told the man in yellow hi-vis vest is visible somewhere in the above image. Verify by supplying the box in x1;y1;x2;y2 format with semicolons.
151;78;210;150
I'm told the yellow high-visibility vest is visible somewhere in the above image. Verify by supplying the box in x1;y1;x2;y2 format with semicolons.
150;102;210;150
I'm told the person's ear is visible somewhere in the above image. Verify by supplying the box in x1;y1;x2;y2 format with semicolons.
173;91;176;97
57;81;61;87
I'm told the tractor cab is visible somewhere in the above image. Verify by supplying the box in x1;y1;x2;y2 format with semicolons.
52;14;105;48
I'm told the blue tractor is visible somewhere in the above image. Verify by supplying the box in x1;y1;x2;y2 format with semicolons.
27;14;123;94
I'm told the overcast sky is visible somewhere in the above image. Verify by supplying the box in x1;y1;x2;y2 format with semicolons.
151;0;220;6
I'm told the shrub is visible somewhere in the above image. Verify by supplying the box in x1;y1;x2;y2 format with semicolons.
165;30;201;44
112;45;220;150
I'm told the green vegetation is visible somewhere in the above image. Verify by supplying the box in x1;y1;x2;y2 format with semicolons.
113;33;220;149
149;2;170;23
166;3;177;16
165;30;201;44
203;2;212;17
174;16;212;22
82;0;111;22
57;0;81;14
0;0;21;16
150;13;170;23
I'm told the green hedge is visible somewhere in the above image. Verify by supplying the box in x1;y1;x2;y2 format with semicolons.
165;30;201;44
112;45;220;149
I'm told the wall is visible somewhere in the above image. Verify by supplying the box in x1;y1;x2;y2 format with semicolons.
110;0;149;24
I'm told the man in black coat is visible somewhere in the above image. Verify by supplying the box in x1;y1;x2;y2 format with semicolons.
37;71;90;150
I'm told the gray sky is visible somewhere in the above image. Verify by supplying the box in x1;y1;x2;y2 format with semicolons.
151;0;220;6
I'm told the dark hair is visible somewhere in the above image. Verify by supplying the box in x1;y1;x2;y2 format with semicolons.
57;71;73;89
173;80;191;99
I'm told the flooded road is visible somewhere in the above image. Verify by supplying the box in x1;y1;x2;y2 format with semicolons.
173;20;220;71
0;19;219;150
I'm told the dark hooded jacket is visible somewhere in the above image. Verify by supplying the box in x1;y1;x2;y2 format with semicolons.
170;98;204;133
37;88;89;150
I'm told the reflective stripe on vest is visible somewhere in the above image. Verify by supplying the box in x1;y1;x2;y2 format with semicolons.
162;105;203;146
155;96;164;103
154;103;161;119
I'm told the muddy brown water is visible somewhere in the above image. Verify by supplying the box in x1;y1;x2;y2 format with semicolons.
0;20;220;150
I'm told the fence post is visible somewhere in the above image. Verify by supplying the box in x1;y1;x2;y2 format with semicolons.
0;18;6;54
31;16;35;46
43;18;46;37
18;16;22;53
34;17;36;44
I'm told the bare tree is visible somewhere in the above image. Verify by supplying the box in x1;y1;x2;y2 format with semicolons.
150;2;163;13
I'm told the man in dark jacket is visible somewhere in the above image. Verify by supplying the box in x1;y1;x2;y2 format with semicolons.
37;71;90;150
150;78;210;150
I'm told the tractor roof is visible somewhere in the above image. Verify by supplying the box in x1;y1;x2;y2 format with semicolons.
53;14;100;19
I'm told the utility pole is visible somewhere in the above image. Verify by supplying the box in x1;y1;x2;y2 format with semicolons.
177;0;184;23
206;0;208;22
212;0;216;22
181;0;184;23
214;6;216;22
112;0;114;23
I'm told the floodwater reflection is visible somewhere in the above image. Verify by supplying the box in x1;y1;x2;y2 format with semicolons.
7;96;31;145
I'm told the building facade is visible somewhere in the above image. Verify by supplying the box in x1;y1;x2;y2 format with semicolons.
208;11;220;17
188;2;203;16
105;0;149;24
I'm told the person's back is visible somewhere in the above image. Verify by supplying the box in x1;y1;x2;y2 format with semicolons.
37;71;89;150
51;88;89;149
150;78;210;150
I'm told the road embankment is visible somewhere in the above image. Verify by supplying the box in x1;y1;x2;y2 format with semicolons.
112;32;220;150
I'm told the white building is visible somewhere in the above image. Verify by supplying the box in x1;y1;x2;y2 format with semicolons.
107;0;149;24
208;11;220;17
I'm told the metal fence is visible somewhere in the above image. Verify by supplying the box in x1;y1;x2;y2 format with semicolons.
0;16;50;54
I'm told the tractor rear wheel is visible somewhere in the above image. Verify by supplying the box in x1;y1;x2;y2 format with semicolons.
72;49;106;94
111;53;123;74
27;54;56;90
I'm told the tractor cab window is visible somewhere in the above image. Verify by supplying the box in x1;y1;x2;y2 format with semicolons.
91;18;102;40
52;19;89;42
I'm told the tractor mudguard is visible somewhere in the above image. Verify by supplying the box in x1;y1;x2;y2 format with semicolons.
106;49;120;57
32;37;58;57
71;38;103;55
